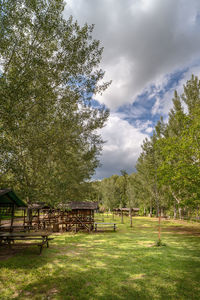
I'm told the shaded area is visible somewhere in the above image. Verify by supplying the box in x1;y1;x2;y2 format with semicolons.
0;217;200;300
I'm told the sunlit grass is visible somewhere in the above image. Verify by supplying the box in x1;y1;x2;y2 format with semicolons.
0;216;200;299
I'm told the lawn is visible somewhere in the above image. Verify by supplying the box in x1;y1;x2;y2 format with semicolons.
0;216;200;300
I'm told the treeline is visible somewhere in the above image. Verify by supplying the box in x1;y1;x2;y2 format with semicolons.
0;0;109;204
91;75;200;219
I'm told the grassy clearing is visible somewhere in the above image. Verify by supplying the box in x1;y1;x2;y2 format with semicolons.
0;216;200;300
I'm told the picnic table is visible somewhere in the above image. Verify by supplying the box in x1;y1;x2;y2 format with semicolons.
94;222;117;232
0;224;34;232
0;231;53;254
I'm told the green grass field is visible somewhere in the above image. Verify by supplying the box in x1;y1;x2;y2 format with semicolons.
0;216;200;300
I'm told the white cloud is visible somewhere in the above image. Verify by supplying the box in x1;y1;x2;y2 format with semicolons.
93;114;148;179
154;65;200;116
65;0;200;110
64;1;200;179
145;127;154;133
152;97;160;115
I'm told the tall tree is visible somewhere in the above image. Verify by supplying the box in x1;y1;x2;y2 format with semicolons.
157;76;200;217
0;0;110;204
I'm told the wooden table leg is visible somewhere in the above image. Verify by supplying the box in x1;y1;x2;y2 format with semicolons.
39;245;43;255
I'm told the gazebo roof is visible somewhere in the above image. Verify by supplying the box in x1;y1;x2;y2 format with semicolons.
59;201;99;210
113;207;139;212
28;202;51;210
121;208;139;212
0;189;27;207
69;202;99;210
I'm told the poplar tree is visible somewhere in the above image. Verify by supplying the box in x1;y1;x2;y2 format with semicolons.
0;0;110;203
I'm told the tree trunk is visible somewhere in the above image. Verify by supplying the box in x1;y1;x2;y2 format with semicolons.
187;209;190;220
149;204;152;217
121;210;124;224
174;202;177;219
130;208;132;227
178;207;182;220
158;214;161;240
156;203;159;218
161;207;164;217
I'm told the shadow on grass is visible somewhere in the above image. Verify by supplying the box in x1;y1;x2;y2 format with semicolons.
10;242;200;300
0;217;200;300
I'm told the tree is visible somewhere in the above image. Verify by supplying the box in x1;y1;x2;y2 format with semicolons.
0;0;110;204
157;75;200;217
126;173;139;227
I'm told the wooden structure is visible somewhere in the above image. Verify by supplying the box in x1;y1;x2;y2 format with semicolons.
0;231;53;255
25;202;52;230
94;222;116;232
61;202;99;232
113;208;139;216
0;189;27;232
122;208;139;216
24;201;99;233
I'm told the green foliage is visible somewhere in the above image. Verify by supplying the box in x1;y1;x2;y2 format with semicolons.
155;239;166;247
0;0;110;204
136;74;200;217
89;75;200;219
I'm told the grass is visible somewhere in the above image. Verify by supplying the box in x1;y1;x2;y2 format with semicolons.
0;216;200;300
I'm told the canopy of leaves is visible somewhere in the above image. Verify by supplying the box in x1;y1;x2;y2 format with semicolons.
0;0;110;204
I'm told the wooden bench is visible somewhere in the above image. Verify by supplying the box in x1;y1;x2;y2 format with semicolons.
94;222;116;232
0;232;53;254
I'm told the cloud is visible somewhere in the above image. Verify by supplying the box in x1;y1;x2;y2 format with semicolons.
64;1;200;179
93;114;148;179
65;0;200;110
152;64;200;116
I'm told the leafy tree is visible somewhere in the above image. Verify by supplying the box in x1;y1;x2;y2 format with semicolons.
0;0;110;204
156;75;200;217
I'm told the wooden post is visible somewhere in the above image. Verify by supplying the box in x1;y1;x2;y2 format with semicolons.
27;208;32;226
23;208;26;226
102;213;104;222
10;204;15;232
36;209;39;230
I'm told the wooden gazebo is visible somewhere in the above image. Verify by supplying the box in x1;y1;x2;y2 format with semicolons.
25;202;52;229
60;202;99;232
0;189;27;231
24;201;99;233
113;207;139;216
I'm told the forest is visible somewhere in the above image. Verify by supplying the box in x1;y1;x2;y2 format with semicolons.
91;75;200;220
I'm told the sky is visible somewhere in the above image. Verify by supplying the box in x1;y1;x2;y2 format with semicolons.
64;0;200;180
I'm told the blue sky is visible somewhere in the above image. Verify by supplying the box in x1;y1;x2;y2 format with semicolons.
65;0;200;179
